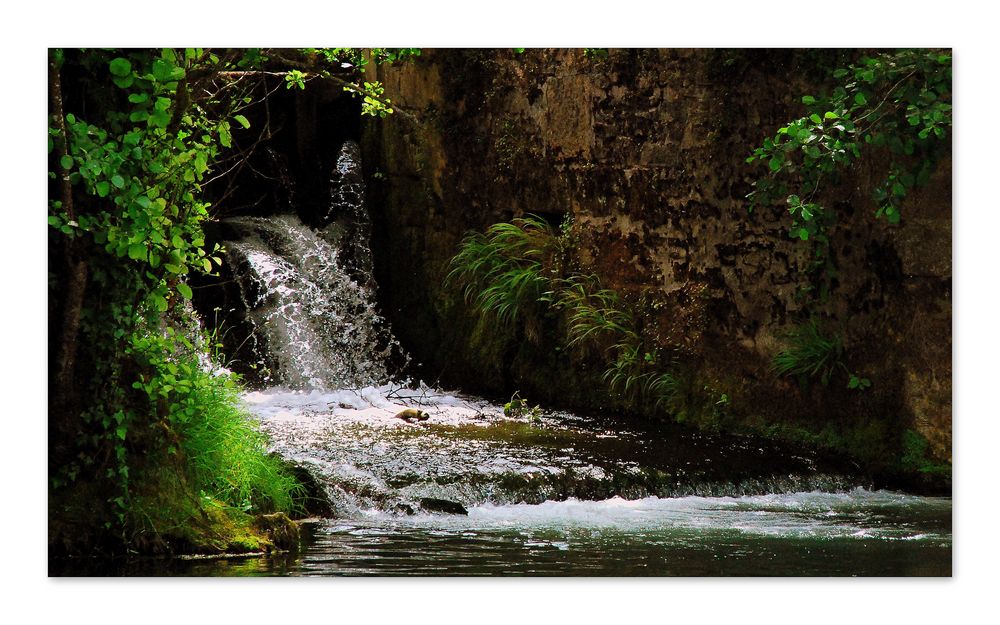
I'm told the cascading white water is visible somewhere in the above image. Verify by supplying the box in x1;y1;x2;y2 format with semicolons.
223;214;398;389
221;140;866;512
221;142;402;390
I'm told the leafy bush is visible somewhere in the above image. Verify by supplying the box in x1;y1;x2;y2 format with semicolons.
748;49;952;238
48;48;420;552
503;391;543;422
747;49;951;314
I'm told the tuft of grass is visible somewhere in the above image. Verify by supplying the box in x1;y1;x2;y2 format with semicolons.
126;328;305;551
547;274;636;348
447;215;560;329
601;340;679;410
446;214;686;420
179;368;303;514
771;318;844;385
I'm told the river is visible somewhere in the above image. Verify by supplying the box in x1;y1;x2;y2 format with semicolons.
126;385;951;576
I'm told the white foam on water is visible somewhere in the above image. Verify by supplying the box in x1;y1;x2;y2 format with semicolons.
243;384;502;428
360;490;951;543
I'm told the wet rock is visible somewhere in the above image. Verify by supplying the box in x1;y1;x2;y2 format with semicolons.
393;502;416;515
419;497;468;515
280;459;334;517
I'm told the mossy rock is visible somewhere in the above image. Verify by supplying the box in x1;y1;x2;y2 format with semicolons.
175;503;271;555
253;512;300;551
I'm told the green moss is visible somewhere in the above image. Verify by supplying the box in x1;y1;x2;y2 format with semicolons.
901;429;952;477
173;501;270;554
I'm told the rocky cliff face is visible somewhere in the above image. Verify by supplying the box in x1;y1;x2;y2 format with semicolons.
360;49;951;481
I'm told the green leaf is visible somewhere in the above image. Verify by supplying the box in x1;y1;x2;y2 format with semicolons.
768;155;783;172
128;244;146;260
59;155;73;170
176;283;193;300
109;57;132;77
128;93;149;104
823;111;839;120
802;95;816;105
854;92;868;106
96;181;110;197
809;113;822;125
233;114;250;129
149;109;171;129
115;426;127;440
151;59;174;82
151;293;169;312
219;124;231;148
111;174;125;189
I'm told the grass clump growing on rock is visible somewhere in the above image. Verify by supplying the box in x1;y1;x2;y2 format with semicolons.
446;214;683;418
771;318;844;384
50;322;305;557
771;318;871;391
447;214;559;333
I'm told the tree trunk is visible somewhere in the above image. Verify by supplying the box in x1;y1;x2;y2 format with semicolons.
49;52;88;444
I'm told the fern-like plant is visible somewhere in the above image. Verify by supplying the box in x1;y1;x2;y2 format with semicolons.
446;215;559;328
547;274;636;348
446;214;685;417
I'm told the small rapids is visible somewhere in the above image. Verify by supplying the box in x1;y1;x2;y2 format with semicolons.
248;385;861;514
221;386;952;576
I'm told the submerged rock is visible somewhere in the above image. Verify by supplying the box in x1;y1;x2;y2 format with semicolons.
279;458;334;518
393;502;417;515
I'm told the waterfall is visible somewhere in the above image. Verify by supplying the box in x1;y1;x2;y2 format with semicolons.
220;142;403;390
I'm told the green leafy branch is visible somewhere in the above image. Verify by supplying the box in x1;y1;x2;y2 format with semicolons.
748;49;951;241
